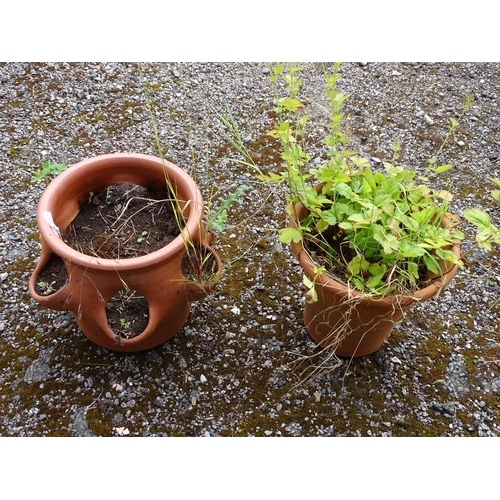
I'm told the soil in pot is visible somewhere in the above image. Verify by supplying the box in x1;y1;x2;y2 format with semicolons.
33;253;68;296
106;289;149;340
62;182;181;259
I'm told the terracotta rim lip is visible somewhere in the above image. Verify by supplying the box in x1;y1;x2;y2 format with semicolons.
36;153;204;271
296;244;460;306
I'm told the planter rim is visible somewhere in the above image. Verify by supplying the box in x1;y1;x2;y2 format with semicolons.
36;153;204;272
295;243;460;307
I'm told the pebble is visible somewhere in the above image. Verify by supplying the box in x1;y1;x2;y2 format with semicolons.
423;114;434;125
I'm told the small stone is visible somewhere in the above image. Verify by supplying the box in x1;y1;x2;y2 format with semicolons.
113;413;123;425
264;430;273;436
457;140;465;147
200;374;207;383
391;356;402;365
423;114;434;125
230;306;240;315
0;272;7;281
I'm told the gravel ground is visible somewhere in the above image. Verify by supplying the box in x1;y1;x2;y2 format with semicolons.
0;62;499;437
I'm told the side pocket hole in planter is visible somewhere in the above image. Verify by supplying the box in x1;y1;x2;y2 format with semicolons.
181;245;219;285
34;253;69;296
106;289;149;340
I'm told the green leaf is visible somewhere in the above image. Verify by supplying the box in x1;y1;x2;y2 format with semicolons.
350;156;371;168
279;228;303;244
256;172;282;183
303;274;318;303
315;218;329;233
367;263;386;290
491;190;500;202
435;248;460;264
423;254;441;275
373;226;400;254
338;221;354;231
430;164;453;173
272;63;286;78
277;97;304;113
407;261;420;281
335;183;353;199
320;209;338;225
367;273;383;290
463;208;491;232
347;255;369;276
399;240;426;257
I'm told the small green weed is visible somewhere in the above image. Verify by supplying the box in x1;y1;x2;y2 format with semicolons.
137;231;148;243
32;161;68;183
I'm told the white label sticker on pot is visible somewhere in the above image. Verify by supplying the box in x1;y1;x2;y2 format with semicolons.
42;211;61;238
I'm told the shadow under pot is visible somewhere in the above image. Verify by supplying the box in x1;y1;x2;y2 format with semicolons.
28;153;222;352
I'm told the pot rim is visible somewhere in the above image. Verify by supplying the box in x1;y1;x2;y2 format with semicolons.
295;244;460;307
36;153;205;272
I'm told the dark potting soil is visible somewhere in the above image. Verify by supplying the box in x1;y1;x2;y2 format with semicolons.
62;182;181;259
33;253;68;296
106;289;149;340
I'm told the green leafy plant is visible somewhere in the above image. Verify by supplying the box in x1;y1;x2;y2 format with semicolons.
265;63;500;298
137;230;148;243
32;161;68;183
37;280;55;295
119;317;131;329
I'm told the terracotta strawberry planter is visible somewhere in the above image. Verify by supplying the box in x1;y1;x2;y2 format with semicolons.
28;153;222;352
289;202;460;357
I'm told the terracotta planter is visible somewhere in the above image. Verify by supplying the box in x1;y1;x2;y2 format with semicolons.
28;153;222;352
289;202;460;357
